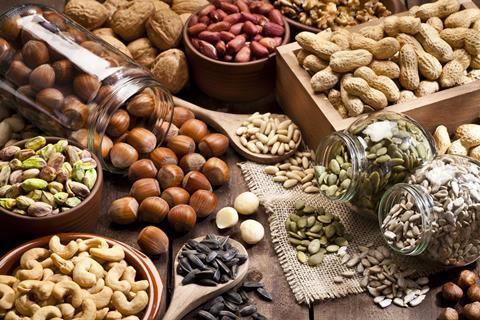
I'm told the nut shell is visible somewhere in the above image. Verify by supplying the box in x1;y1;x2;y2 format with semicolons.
157;164;184;189
6;60;31;86
73;74;101;103
29;64;55;91
128;159;158;182
179;119;208;143
130;178;161;203
110;142;139;169
459;270;478;288
22;40;49;68
442;282;463;302
168;204;197;233
198;133;229;158
109;196;139;224
151;49;189;94
127;127;158;154
167;135;195;157
161;187;190;207
468;285;480;302
127;37;158;67
150;147;178;168
111;0;155;41
202;157;230;186
137;225;169;255
172;107;195;127
146;7;183;50
52;59;74;85
182;171;212;193
36;88;64;111
127;88;156;117
65;0;109;30
139;196;169;224
107;109;130;137
179;153;206;173
189;190;218;218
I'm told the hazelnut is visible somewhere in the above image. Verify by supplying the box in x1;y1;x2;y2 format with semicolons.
110;142;139;169
139;196;169;224
172;106;194;127
468;285;480;302
465;302;480;320
168;204;197;234
127;128;158;154
43;11;67;31
22;40;49;68
17;85;35;99
157;164;184;189
438;308;458;320
167;135;195;157
182;171;212;194
128;159;158;182
36;88;64;111
126;88;156;117
73;74;101;103
130;178;161;203
108;196;138;224
65;27;87;43
202;157;230;187
107;109;130;137
179;153;206;173
161;187;190;207
5;60;31;86
2;15;21;41
0;38;13;65
29;64;55;91
52;59;74;84
198;133;229;158
179;119;208;143
81;40;104;56
156;122;179;142
63;95;89;130
137;226;169;256
71;129;113;159
442;282;463;303
459;270;478;289
189;190;218;218
150;147;178;168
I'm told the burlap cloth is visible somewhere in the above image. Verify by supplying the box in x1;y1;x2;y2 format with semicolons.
238;161;441;305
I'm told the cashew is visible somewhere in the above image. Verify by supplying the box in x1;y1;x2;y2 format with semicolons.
96;308;109;320
52;281;84;308
105;263;131;293
90;245;125;262
49;236;79;259
111;291;148;316
5;310;30;320
121;267;149;292
73;258;104;288
58;303;75;320
51;253;75;275
17;280;54;300
122;317;140;320
40;258;53;269
0;283;15;310
73;299;96;320
31;306;61;320
42;269;54;281
20;248;50;268
105;311;122;320
45;274;72;283
87;279;105;294
15;294;40;316
17;260;43;281
89;286;113;309
77;238;109;252
0;275;18;286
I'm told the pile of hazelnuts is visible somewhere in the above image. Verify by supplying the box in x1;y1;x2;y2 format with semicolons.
108;106;230;256
439;270;480;320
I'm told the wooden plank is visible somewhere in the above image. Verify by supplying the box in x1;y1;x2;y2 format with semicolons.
172;149;310;319
276;0;480;149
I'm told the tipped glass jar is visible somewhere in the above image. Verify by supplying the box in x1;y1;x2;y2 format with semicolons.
314;111;436;217
0;4;174;173
379;155;480;266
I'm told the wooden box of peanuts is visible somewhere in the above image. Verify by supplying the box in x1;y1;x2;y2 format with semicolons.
276;0;480;149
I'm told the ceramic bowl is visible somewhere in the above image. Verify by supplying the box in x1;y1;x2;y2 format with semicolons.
0;137;103;238
0;233;163;319
183;8;290;102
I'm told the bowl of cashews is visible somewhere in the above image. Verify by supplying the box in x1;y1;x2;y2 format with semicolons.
0;233;163;320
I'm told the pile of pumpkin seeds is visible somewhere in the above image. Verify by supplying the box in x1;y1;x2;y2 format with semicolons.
177;234;247;286
196;272;272;320
336;243;430;308
286;200;351;266
314;144;352;198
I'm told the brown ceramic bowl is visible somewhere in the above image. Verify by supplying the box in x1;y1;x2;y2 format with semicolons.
183;8;290;102
0;137;103;238
277;0;408;34
0;233;162;319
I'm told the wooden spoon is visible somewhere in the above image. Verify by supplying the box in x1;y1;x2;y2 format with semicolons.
173;97;301;164
162;236;249;320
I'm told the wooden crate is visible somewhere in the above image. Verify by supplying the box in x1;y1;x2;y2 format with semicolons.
275;0;480;149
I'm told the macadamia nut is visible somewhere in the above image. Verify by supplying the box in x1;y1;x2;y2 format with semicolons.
234;192;260;215
240;220;265;245
215;207;238;229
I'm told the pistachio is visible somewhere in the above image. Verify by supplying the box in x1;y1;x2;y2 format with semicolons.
67;180;90;198
15;195;35;209
53;192;69;205
9;158;22;170
0;165;11;186
22;168;40;180
22;157;47;169
0;145;20;160
48;181;64;194
16;149;35;161
54;139;68;152
39;166;57;182
40;191;55;206
65;197;81;208
21;178;48;192
82;169;97;190
28;201;52;217
0;198;16;209
24;136;46;151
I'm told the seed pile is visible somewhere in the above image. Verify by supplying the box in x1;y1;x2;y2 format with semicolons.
286;200;350;266
0;136;97;216
336;243;429;308
177;234;247;286
315;144;352;198
382;192;423;251
196;280;272;320
236;112;302;156
406;155;480;266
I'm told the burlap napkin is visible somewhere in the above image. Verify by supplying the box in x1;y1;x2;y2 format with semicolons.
238;161;440;304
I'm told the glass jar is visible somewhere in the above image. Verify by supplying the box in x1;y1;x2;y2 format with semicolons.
314;111;436;217
379;155;480;266
0;4;174;173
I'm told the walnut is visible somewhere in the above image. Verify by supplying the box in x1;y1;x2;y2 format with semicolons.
93;27;115;37
150;0;171;11
179;13;192;25
151;49;189;94
127;38;158;67
64;0;109;30
146;7;183;50
111;0;155;41
97;34;132;58
171;0;209;14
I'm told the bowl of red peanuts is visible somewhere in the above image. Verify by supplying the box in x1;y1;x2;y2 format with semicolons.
183;0;290;102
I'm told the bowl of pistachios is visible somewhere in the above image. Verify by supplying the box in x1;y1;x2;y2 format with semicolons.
0;136;103;238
